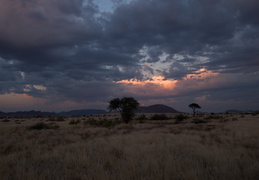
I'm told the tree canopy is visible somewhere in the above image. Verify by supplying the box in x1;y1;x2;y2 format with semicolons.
108;97;140;123
188;103;201;116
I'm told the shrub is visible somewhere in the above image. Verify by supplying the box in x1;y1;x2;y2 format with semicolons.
204;115;224;120
1;119;10;122
84;118;97;126
135;114;148;120
174;114;188;123
56;116;66;121
191;118;207;124
138;119;144;124
69;119;81;125
98;119;119;128
28;122;59;130
47;117;56;121
150;114;169;120
84;118;120;128
232;117;238;121
219;118;229;122
47;116;66;122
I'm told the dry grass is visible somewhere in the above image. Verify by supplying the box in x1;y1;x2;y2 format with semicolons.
0;114;258;180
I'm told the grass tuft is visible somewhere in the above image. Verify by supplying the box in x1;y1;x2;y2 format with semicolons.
150;114;170;120
27;122;59;130
69;119;81;125
191;118;208;124
84;118;121;128
174;114;188;123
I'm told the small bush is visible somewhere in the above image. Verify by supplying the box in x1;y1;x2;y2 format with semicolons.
69;119;81;125
84;118;97;126
138;119;144;124
219;118;229;122
150;114;169;120
191;119;207;124
56;116;66;121
84;118;120;128
47;117;56;121
47;116;65;122
174;114;188;123
99;119;119;128
232;117;238;121
135;114;148;120
204;115;224;120
15;120;21;124
135;114;147;123
1;119;10;122
28;122;59;130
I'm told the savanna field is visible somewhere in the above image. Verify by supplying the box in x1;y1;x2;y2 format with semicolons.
0;113;258;180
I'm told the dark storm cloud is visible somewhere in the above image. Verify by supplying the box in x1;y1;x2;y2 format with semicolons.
106;0;236;49
104;0;259;75
165;62;190;79
232;0;259;25
0;0;259;110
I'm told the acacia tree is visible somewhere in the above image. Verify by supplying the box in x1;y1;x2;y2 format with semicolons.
188;103;201;116
108;97;140;123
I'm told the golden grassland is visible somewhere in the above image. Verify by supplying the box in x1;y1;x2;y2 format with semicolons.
0;113;258;180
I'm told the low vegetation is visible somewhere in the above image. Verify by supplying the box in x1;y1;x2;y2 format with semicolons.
69;119;81;125
0;114;258;180
191;118;208;124
150;114;170;120
84;118;121;128
47;116;66;122
27;122;59;130
174;114;189;123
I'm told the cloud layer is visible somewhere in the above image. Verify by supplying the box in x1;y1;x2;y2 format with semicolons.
0;0;259;112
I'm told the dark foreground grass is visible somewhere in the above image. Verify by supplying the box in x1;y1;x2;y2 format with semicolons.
0;114;258;180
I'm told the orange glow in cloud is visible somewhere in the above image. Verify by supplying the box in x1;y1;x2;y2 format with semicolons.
115;76;178;96
115;68;220;97
116;76;177;89
184;68;219;80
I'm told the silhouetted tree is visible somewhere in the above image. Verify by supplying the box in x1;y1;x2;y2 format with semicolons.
188;103;201;116
108;97;140;123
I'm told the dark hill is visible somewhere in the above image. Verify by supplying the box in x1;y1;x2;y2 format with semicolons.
136;104;180;113
0;109;106;117
58;109;106;116
0;110;55;117
225;109;258;114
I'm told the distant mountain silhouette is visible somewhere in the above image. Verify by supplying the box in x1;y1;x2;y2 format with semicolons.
58;109;106;116
0;109;106;117
225;109;257;114
0;110;55;117
136;104;180;113
1;107;256;117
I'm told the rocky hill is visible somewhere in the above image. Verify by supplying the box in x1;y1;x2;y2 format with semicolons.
136;104;180;113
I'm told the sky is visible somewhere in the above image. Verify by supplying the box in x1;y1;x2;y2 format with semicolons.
0;0;259;113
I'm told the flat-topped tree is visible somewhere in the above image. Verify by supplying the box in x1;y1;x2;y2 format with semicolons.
108;97;140;123
188;103;201;116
